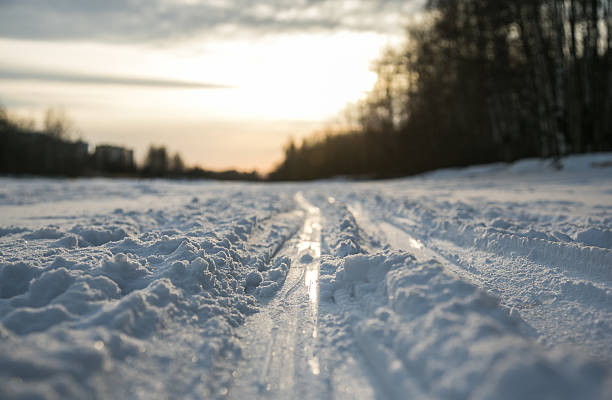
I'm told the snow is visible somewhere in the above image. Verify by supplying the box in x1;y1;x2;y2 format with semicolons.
1;153;612;399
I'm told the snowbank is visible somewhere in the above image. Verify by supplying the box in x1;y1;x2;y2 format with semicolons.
420;152;612;179
0;183;300;399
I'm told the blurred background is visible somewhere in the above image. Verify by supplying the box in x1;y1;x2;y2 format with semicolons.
0;0;610;180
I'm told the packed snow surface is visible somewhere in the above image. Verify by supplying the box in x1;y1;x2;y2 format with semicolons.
0;153;611;399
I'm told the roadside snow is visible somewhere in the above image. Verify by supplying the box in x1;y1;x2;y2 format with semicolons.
1;153;611;399
0;182;300;399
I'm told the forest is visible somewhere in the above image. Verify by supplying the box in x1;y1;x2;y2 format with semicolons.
269;0;612;180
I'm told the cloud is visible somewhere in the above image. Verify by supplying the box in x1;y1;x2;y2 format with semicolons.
0;0;423;42
0;65;232;89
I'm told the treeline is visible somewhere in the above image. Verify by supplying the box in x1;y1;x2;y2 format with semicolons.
270;0;612;180
0;107;91;176
0;107;260;180
141;145;259;180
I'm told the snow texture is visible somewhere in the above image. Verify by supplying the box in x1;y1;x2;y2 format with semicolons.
0;153;611;399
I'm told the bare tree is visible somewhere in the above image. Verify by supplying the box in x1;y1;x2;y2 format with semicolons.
43;107;76;140
170;153;184;174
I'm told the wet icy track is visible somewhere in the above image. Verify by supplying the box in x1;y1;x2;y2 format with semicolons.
1;154;611;399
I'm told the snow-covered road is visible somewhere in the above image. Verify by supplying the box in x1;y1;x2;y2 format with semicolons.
1;154;611;399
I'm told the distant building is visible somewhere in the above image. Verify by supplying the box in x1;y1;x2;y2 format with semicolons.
75;140;89;158
94;144;134;173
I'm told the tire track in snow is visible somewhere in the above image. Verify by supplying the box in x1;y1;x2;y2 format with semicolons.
229;192;326;399
246;208;304;266
348;202;612;364
346;203;474;282
376;200;612;284
350;200;611;311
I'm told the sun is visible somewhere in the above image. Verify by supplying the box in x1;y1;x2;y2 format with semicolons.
160;31;391;121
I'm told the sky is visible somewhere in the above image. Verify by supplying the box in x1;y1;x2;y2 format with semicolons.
0;0;422;172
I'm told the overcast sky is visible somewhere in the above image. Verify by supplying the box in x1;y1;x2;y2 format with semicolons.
0;0;423;172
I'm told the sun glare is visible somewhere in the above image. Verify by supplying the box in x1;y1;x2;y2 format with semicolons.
164;31;388;120
0;30;394;170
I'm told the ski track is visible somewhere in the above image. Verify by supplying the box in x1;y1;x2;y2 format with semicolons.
0;154;611;399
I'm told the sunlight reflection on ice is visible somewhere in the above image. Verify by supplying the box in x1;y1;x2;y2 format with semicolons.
305;269;319;307
409;237;423;249
294;192;322;375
